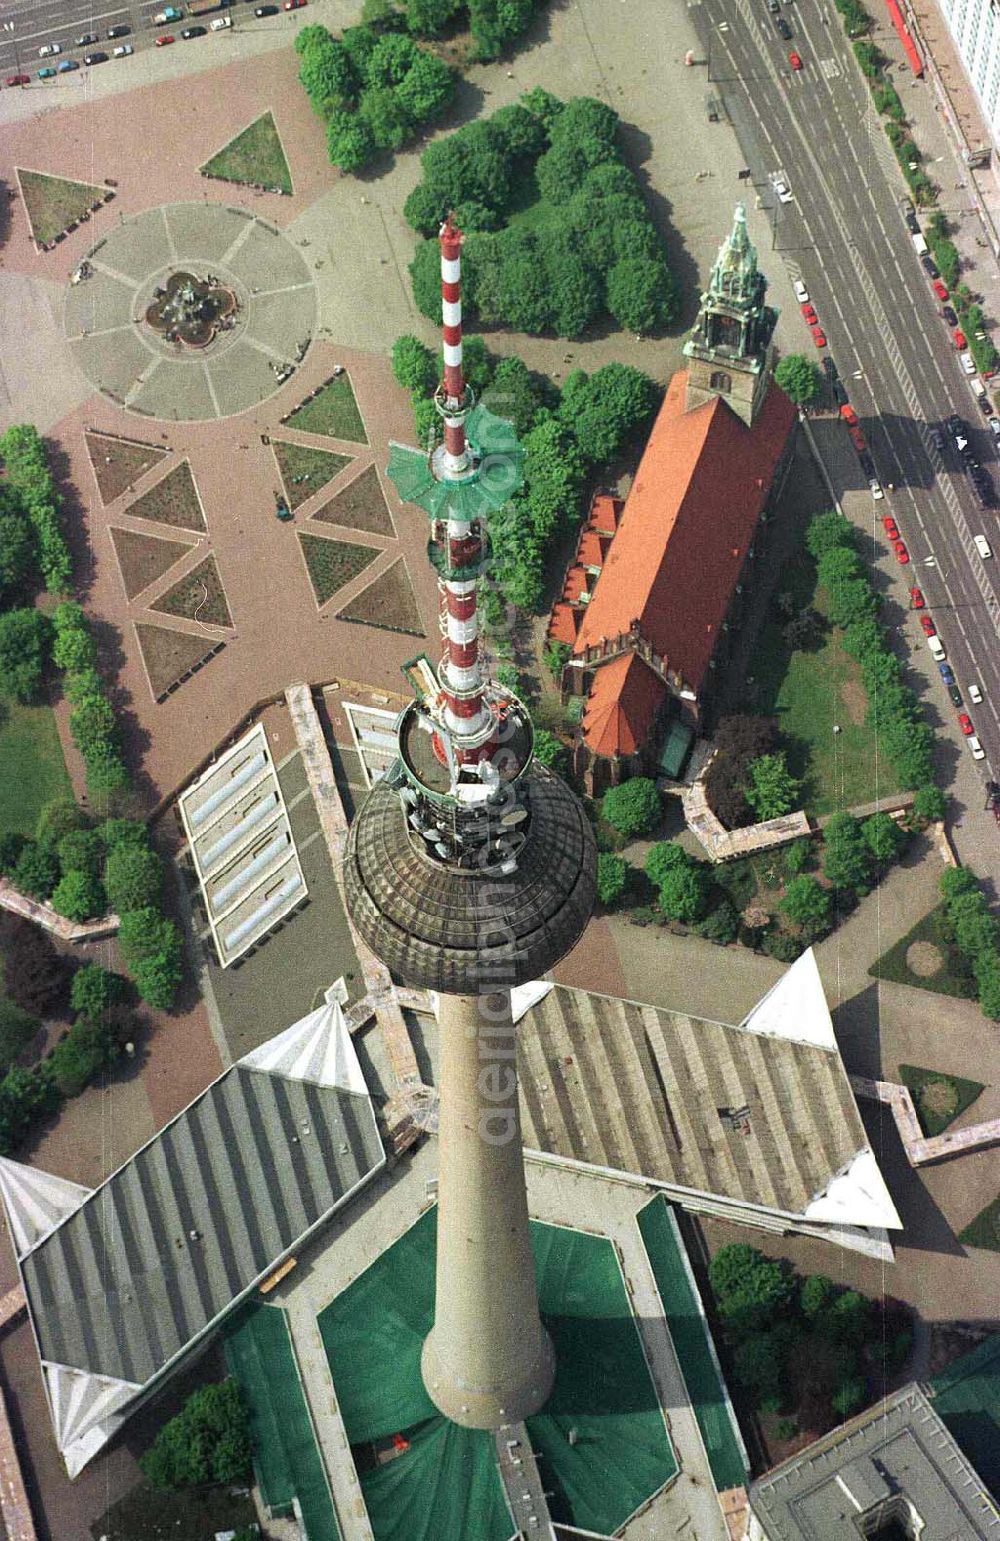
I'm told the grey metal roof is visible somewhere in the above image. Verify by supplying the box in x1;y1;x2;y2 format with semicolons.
22;1065;382;1386
515;982;869;1219
750;1385;1000;1539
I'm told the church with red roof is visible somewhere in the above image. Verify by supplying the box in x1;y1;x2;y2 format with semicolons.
549;205;797;792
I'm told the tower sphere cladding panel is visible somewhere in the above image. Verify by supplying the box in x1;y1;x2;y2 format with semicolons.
344;766;597;994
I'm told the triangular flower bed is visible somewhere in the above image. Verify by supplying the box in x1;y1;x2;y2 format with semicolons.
85;433;168;506
285;374;367;444
135;623;224;702
273;442;351;512
17;168;112;248
200;112;293;195
311;464;394;538
336;557;423;636
109;527;194;601
124;463;206;532
151;553;232;629
298;533;380;607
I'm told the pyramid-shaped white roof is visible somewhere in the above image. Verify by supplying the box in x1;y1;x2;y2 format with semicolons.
739;947;837;1051
0;1156;92;1259
43;1360;140;1477
239;995;368;1096
805;1148;903;1230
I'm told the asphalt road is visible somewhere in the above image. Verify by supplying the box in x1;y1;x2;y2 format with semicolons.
0;0;261;75
693;0;1000;852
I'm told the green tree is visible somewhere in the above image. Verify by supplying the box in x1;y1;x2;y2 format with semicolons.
709;1243;794;1338
392;334;438;396
774;353;822;406
0;608;51;703
596;852;628;908
0;834;26;877
912;783;946;824
0;1064;61;1156
69;693;118;758
326;110;377;173
805;509;857;560
360;85;415;151
118;906;174;963
779;874;832;933
57;829;103;878
140;1381;251;1491
602;778;660;838
800;1273;837;1319
822;812;872;892
656;863;710;924
50;868;106;923
696;897;739;944
395;50;454;122
606;255;678;333
99;818;150;853
940;867;980;904
0;425;72;594
12;841;59;901
50;1017;119;1097
831;1374;867;1417
405;0;460;34
733;1331;786;1407
974;951;1000;1020
862;810;904;867
299;34;358;108
132;950;183;1012
522;418;586;542
468;0;536;59
0;513;34;600
645;840;688;891
35;799;85;849
0;996;39;1075
744;752;801;821
104;844;164;915
558;365;660;464
482;356;551;437
532;728;568;775
0;915;71;1013
71;963;129;1023
826;576;881;629
784;838;813;876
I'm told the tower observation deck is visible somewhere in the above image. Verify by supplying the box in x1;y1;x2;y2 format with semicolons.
344;216;596;1428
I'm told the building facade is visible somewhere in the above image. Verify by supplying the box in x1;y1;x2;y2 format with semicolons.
937;0;1000;145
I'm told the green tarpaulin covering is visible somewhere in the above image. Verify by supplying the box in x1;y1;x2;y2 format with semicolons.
637;1196;748;1492
226;1303;342;1541
931;1334;1000;1500
318;1208;677;1541
386;403;524;524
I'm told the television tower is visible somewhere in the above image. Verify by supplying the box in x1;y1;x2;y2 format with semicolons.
345;217;596;1429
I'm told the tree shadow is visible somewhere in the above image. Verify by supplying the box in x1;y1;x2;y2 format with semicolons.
616;122;702;335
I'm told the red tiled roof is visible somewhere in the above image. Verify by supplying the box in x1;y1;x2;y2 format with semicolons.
581;652;667;759
547;602;580;647
574;373;796;693
576;529;607;569
562;564;589;604
588;494;623;536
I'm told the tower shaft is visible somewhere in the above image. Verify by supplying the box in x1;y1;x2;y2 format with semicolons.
420;991;554;1426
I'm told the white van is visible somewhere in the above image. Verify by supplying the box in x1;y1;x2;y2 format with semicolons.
974;533;993;559
927;634;946;662
969;736;986;761
210;13;232;26
911;231;928;256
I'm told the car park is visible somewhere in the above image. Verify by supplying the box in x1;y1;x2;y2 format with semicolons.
5;74;30;85
920;614;936;636
181;26;205;36
76;31;98;46
958;711;975;734
970;683;984;704
961;352;977;375
108;24;131;37
83;50;108;63
928;634;946;661
37;65;56;77
776;15;792;35
892;539;910;564
57;58;79;70
793;279;809;303
37;42;61;56
910;586;925;608
112;41;133;54
954;328;968;350
920;253;939;278
882;515;900;538
788;49;802;68
810;324;827;348
932;279;949;301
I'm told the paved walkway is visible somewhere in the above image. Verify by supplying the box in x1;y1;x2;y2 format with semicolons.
853;1072;1000;1163
0;879;119;942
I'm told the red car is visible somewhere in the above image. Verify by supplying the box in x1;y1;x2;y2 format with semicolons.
910;586;925;608
840;404;859;427
954;328;968;349
882;514;900;539
810;324;827;348
801;303;818;324
932;279;949;302
893;539;910;564
788;50;803;69
284;0;307;8
4;73;29;86
920;614;936;636
155;32;174;44
958;713;975;736
849;425;867;453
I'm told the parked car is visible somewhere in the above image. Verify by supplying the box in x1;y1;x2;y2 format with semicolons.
254;5;278;12
181;26;205;36
153;6;182;22
942;305;958;327
793;279;809;303
76;31;98;45
921;253;939;278
939;662;956;685
776;15;792;35
772;177;793;204
37;65;57;77
988;418;1000;439
869;477;885;501
920;614;936;637
969;683;984;703
958;712;975;735
111;42;133;54
882;515;900;538
949;685;963;707
801;303;818;324
209;14;232;27
832;378;848;406
37;42;61;56
841;404;859;427
892;539;910;564
107;24;131;37
57;58;79;70
974;533;993;559
5;74;30;85
954;328;968;350
932;279;949;302
83;50;109;63
155;34;175;44
788;49;802;68
910;586;925;608
928;634;946;661
961;352;977;375
969;736;986;760
283;0;307;8
809;324;827;348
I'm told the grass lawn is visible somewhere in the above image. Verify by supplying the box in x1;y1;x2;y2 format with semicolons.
0;700;72;838
152;554;232;628
752;546;896;815
870;904;978;1000
287;376;368;444
898;1063;984;1136
126;463;206;532
337;556;423;635
298;533;379;606
314;464;394;537
85;432;167;506
17;168;106;246
135;623;221;700
109;526;192;601
200;111;292;194
959;1196;1000;1252
273;442;351;511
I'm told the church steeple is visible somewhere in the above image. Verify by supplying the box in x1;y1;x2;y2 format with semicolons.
683;204;777;427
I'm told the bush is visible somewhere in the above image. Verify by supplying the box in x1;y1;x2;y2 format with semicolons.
532;728;569;776
774;354;822;406
822;812;872;892
601;778;660;838
645;840;688;890
696;897;739;945
912;783;946;824
12;840;59;901
391;334;437;396
656;863;710;924
832;1374;867;1417
0;1064;61;1156
56;829;103;878
0;425;72;594
800;1273;837;1319
50;1017;120;1097
0;833;27;877
36;799;86;849
784;838;814;876
71;964;129;1023
761;928;805;962
863;810;904;867
99;818;150;853
140;1381;252;1491
0;607;51;703
733;1331;786;1406
558;365;660;465
596;852;627;908
0;510;34;602
0;915;71;1013
468;0;537;60
104;844;163;914
0;996;39;1074
779;875;832;934
709;1243;794;1339
50;868;106;923
744;752;801;821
